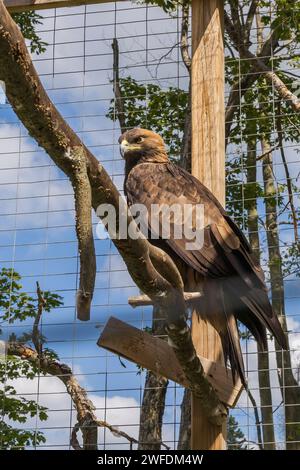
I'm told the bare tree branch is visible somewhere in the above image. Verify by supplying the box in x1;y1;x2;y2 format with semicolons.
276;102;298;241
0;2;227;425
94;418;139;449
32;281;45;356
180;0;191;72
247;56;300;113
246;388;263;450
229;0;243;44
244;0;259;46
112;38;126;135
256;144;279;162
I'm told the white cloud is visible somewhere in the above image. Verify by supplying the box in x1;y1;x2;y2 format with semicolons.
287;316;300;372
6;372;140;449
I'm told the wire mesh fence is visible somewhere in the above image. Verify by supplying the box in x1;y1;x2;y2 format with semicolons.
0;0;299;450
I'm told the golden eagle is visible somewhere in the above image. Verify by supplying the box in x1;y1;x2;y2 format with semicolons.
120;128;287;385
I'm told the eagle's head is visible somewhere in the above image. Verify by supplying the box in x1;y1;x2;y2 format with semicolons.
119;128;168;165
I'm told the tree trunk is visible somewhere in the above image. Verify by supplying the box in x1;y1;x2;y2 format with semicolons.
177;388;191;449
138;306;168;450
257;345;276;449
261;139;300;449
246;139;276;449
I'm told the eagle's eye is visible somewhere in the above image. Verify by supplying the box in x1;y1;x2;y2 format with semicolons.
135;136;144;144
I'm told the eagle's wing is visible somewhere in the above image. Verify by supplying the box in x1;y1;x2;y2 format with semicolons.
125;162;286;383
126;162;263;284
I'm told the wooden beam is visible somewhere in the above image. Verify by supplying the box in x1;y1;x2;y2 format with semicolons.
4;0;117;13
191;0;229;450
98;317;243;408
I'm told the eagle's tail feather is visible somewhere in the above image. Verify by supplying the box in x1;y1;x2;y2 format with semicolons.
223;276;287;351
192;279;246;387
240;288;287;350
191;274;286;387
220;284;246;387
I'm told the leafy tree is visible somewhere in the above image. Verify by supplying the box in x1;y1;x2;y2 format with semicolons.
107;76;188;159
0;361;47;450
227;415;247;450
0;268;61;326
0;265;129;450
139;0;180;13
12;11;47;54
0;268;62;449
224;1;300;449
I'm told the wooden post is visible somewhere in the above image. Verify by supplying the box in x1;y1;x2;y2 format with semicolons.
191;0;226;449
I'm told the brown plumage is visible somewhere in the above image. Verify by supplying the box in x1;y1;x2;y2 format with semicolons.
119;128;287;386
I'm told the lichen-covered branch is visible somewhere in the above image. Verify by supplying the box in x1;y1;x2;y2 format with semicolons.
165;321;227;426
70;147;96;321
0;2;227;425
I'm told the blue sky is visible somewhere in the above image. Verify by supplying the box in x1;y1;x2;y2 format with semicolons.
0;1;299;450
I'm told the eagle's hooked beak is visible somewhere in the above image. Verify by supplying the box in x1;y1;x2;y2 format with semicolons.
120;139;129;158
120;139;141;158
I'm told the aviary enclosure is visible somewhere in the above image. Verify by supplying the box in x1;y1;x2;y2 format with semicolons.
0;0;299;451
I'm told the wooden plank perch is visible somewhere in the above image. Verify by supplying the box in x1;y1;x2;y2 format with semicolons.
98;317;243;409
128;292;202;307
